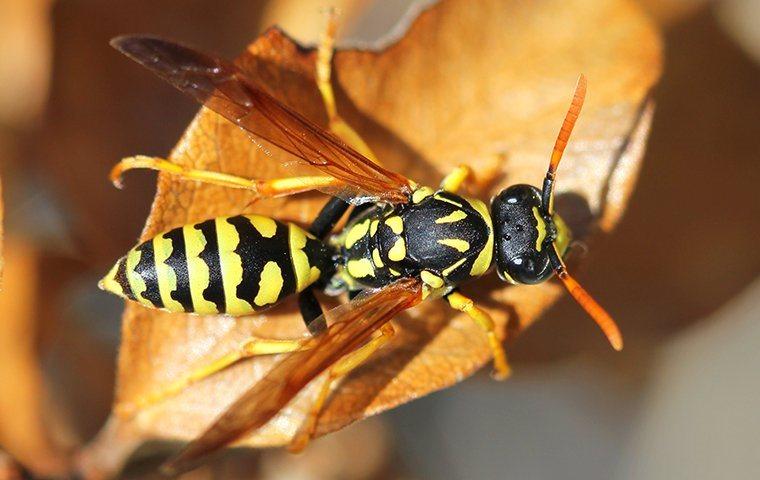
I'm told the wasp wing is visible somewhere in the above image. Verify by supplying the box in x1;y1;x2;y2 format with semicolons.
111;35;413;204
162;278;422;474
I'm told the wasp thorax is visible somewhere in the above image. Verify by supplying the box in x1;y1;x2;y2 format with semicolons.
491;184;568;285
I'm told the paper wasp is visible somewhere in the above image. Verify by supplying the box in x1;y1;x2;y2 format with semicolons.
102;22;623;473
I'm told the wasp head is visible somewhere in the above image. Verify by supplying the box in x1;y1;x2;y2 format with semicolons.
491;184;570;284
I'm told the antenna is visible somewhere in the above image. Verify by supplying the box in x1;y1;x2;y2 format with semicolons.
543;75;623;351
547;244;623;350
541;74;587;215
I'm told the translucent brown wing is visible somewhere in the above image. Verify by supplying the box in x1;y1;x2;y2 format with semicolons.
162;278;422;474
111;35;414;204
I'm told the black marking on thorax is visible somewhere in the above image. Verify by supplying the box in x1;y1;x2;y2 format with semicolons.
401;192;489;282
338;191;491;289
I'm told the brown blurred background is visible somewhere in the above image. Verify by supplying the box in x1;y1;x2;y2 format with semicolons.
0;0;758;478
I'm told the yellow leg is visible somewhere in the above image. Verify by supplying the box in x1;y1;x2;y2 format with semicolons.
115;336;310;418
110;155;340;196
288;322;395;452
440;153;506;194
446;291;511;380
316;9;379;164
440;165;473;193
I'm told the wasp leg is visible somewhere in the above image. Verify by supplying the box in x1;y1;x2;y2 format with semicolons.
439;165;473;193
115;336;311;418
316;10;379;164
446;291;511;380
288;321;395;452
110;155;339;196
440;153;506;194
299;288;328;336
309;196;351;239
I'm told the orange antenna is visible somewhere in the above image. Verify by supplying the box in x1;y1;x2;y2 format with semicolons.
541;74;587;215
542;76;622;351
548;243;623;351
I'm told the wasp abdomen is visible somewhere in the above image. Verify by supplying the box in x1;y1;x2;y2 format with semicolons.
101;215;331;315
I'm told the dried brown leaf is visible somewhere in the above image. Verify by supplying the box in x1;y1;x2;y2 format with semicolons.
0;451;22;480
0;177;3;280
87;0;661;464
0;0;51;127
0;238;72;477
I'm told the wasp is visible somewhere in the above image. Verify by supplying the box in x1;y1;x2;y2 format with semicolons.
103;21;622;473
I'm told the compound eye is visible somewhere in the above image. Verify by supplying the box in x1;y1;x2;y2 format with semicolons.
507;253;551;285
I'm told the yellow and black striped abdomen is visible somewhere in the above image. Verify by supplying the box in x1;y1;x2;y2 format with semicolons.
100;215;332;315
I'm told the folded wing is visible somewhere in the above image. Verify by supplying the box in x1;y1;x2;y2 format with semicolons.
162;277;422;474
111;35;414;204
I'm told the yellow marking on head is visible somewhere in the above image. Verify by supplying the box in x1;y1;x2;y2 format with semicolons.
254;261;284;306
442;257;467;277
532;207;547;252
99;261;123;296
434;194;463;207
435;210;467;224
412;186;434;203
125;247;148;306
345;219;370;249
370;219;379;236
153;233;184;312
372;248;384;268
385;216;404;234
421;270;444;289
215;218;253;314
389;268;401;276
466;197;494;277
553;213;572;256
289;224;321;292
183;224;218;314
347;258;375;278
246;215;277;238
501;270;518;285
388;238;406;261
438;238;470;252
